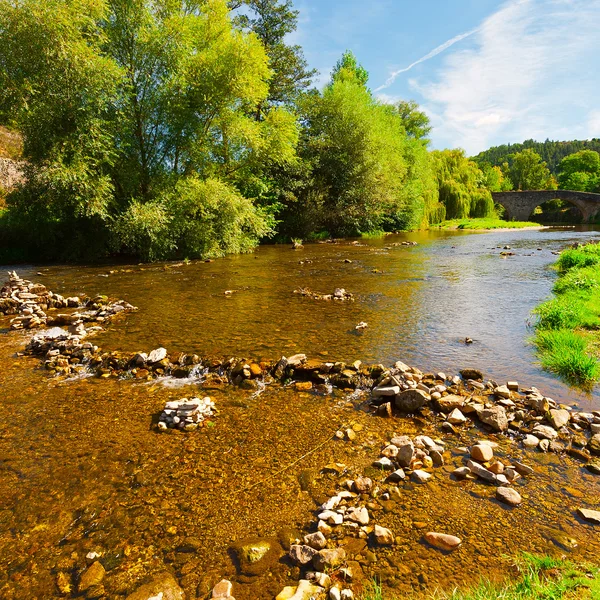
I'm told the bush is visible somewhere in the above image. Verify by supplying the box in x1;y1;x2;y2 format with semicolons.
111;177;275;261
533;330;599;386
557;246;600;272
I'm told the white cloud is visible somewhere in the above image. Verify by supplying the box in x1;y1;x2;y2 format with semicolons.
374;27;479;93
407;0;600;154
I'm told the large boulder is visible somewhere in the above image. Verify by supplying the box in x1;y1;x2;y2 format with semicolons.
394;389;429;413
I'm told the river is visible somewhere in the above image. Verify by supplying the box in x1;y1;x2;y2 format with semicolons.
0;226;599;599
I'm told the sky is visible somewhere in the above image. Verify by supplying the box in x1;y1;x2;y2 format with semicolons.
289;0;600;155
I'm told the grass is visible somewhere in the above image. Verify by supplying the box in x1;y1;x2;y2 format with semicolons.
361;230;388;239
438;218;541;230
532;241;600;388
359;554;600;600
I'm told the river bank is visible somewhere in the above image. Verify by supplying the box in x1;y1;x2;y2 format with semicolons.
1;263;600;599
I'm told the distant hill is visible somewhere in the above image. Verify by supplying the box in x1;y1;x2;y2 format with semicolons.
472;139;600;174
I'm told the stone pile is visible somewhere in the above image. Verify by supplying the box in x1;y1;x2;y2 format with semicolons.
293;287;354;301
369;363;600;465
0;270;73;329
157;397;215;432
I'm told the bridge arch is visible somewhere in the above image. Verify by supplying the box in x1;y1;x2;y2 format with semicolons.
492;190;600;222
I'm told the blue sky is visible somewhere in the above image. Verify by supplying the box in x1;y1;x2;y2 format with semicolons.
289;0;600;154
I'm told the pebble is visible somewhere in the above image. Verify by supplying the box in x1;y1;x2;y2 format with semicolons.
411;470;432;483
424;532;462;551
496;487;522;506
78;561;105;593
374;524;394;545
533;424;558;440
523;434;540;448
289;545;318;565
447;408;467;424
470;444;494;462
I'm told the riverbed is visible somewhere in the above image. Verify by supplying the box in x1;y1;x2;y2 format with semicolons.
1;227;599;599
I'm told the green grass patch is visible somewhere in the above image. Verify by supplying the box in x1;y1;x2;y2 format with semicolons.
360;229;388;239
533;329;600;387
359;554;600;599
532;241;600;388
438;218;541;230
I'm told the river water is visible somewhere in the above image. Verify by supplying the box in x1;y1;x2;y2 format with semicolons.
1;226;600;599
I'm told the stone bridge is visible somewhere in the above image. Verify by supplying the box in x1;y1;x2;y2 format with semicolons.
491;190;600;222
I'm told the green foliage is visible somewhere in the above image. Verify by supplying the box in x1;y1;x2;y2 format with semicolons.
556;246;600;272
504;149;555;191
480;162;513;192
112;177;274;261
473;138;600;175
231;0;316;110
553;265;600;294
0;0;294;260
557;150;600;192
394;100;432;142
331;50;369;87
431;149;495;219
285;65;439;238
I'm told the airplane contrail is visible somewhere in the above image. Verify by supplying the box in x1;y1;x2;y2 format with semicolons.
374;27;479;92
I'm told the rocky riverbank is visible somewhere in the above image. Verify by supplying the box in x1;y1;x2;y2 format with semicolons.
3;269;600;600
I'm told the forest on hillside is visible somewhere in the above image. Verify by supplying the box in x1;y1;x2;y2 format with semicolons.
0;0;598;262
473;139;600;174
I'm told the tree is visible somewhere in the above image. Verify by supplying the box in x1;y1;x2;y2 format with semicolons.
0;0;297;260
230;0;316;116
278;54;439;237
431;149;495;219
330;50;369;87
480;162;512;192
505;149;555;191
394;100;431;142
558;150;600;192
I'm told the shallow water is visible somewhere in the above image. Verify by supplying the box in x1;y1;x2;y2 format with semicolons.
1;227;600;599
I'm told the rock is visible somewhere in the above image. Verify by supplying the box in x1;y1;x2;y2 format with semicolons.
381;444;399;459
289;545;319;565
488;461;504;475
318;510;343;526
346;507;369;525
56;572;72;595
533;424;558;440
577;508;600;524
125;572;184;600
496;487;522;506
436;394;465;412
452;466;471;479
395;388;429;412
304;532;327;550
447;408;467;425
353;476;373;494
276;580;322;600
295;381;313;391
374;524;394;545
212;579;233;598
287;354;307;367
411;470;431;483
313;548;346;571
424;532;461;551
147;347;167;363
523;434;540;448
507;381;519;391
307;572;331;588
387;469;406;482
372;457;394;470
513;462;534;476
79;562;105;593
329;588;341;600
494;385;511;399
373;386;400;397
479;406;508;432
470;444;494;462
236;539;271;564
527;396;550;413
548;409;570;429
588;434;600;455
460;368;483;380
466;460;497;483
341;591;354;600
390;437;414;467
586;461;600;474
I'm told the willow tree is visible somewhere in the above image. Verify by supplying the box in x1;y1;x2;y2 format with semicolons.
431;149;495;219
0;0;298;260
